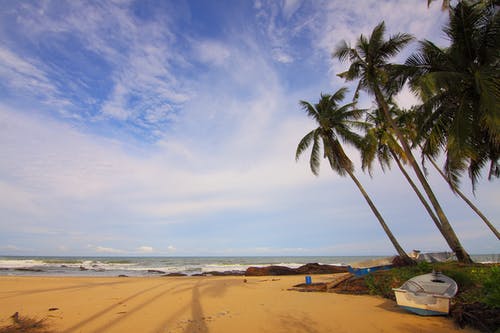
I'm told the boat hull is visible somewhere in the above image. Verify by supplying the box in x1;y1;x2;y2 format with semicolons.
394;289;451;316
347;264;392;277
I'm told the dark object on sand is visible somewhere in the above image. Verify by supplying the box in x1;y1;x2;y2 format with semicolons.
0;312;51;333
451;302;500;333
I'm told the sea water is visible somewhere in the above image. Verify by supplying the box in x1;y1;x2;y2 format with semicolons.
0;255;497;277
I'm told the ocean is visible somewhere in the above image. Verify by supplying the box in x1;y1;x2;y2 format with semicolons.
0;255;497;277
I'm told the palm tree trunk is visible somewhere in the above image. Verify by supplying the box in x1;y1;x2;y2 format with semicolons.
427;157;500;240
345;168;414;264
373;85;473;263
390;150;444;235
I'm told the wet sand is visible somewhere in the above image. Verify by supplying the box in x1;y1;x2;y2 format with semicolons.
0;275;477;333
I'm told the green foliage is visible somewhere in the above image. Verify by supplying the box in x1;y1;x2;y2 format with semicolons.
365;262;500;308
482;266;500;307
365;261;434;299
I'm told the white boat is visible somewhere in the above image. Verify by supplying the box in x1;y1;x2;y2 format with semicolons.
393;271;458;316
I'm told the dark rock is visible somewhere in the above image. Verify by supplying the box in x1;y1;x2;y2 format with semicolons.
0;267;10;271
295;263;348;274
118;274;128;277
15;268;44;272
147;269;166;274
245;263;348;276
79;266;88;271
48;308;59;311
165;273;187;277
245;266;296;276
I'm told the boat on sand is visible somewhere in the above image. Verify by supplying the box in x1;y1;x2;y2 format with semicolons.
393;271;458;316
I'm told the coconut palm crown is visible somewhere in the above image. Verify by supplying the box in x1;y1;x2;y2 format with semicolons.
334;22;414;101
295;87;364;176
406;0;499;190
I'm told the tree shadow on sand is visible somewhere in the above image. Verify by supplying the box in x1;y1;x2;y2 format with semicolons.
183;282;209;333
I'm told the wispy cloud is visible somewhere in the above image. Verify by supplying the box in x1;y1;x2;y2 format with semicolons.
2;1;190;137
93;245;125;254
193;40;231;66
254;0;316;64
0;47;73;111
137;246;154;254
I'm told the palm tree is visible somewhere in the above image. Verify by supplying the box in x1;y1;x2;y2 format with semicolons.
405;0;499;190
361;107;445;237
296;88;414;264
398;106;499;240
333;21;473;263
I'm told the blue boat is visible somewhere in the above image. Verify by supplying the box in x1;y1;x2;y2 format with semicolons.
347;264;393;277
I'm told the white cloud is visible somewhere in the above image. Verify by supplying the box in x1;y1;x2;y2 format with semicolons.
137;246;154;253
194;40;231;66
272;48;294;63
282;0;303;20
93;246;125;254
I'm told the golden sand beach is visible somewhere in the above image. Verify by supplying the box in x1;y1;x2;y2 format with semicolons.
0;275;477;333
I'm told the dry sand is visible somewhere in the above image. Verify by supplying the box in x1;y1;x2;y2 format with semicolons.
0;275;477;333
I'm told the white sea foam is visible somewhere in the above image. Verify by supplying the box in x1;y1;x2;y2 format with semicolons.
0;259;44;268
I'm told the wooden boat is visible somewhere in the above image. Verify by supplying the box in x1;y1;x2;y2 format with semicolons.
393;271;458;316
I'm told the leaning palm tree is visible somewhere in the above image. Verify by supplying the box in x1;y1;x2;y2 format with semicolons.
361;107;445;237
296;88;414;264
333;21;473;263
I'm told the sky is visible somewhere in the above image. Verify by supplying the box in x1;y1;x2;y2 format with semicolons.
0;0;498;257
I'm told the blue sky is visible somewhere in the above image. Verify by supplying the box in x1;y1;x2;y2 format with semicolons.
0;0;498;257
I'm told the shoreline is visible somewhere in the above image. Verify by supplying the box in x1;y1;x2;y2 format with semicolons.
0;275;479;333
1;254;498;278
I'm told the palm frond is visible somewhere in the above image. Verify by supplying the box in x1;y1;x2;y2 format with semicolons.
310;131;321;176
333;40;352;63
299;100;318;121
380;33;415;61
296;129;316;161
330;87;349;103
